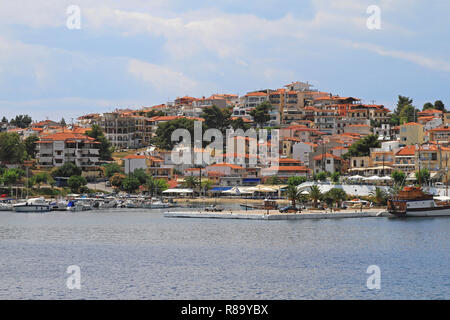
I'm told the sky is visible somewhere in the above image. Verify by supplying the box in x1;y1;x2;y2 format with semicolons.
0;0;449;121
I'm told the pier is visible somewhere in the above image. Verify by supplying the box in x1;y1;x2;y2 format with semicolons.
164;209;388;220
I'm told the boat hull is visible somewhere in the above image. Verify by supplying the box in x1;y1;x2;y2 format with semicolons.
13;205;51;213
389;207;450;217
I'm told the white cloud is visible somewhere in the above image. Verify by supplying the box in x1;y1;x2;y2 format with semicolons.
127;59;199;94
346;41;450;72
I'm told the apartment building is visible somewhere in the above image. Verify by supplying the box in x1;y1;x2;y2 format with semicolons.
36;132;100;170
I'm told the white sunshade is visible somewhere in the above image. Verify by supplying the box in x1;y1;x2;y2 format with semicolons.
381;176;393;180
162;188;193;193
364;176;383;181
348;175;365;180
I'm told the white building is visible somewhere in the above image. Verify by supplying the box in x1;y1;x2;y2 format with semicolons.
123;155;147;174
36;132;100;169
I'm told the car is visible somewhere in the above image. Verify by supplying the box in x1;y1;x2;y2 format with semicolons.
105;181;111;187
279;205;300;213
204;205;224;212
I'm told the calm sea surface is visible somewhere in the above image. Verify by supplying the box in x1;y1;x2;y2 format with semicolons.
0;207;449;299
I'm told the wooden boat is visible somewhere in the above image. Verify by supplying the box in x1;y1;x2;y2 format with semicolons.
387;186;450;217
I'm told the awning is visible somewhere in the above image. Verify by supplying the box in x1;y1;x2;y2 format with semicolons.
210;187;232;192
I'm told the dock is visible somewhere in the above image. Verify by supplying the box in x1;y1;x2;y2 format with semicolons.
164;209;388;220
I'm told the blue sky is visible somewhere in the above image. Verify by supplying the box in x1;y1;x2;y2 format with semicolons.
0;0;449;121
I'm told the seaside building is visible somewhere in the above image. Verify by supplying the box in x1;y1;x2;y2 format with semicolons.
36;132;100;174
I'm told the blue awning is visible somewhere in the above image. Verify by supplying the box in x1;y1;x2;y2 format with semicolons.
210;187;232;192
243;178;261;183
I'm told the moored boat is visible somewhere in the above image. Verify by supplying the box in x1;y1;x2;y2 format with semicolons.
387;186;450;217
13;198;51;213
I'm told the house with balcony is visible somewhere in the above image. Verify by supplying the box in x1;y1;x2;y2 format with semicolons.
36;132;100;171
313;153;344;174
394;145;416;176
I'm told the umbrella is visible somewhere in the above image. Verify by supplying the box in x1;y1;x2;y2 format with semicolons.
381;176;393;181
364;176;382;181
348;175;364;180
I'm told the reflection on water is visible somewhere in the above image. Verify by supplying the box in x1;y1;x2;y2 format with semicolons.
0;209;448;299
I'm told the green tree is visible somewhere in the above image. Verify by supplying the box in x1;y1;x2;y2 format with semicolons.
110;173;125;190
131;168;149;184
182;176;198;189
146;177;169;197
230;117;251;131
30;172;54;188
287;176;307;186
0;132;25;164
286;184;301;207
51;162;82;177
201;105;232;133
434;100;446;112
370;187;388;206
144;110;165;118
309;185;322;208
390;96;414;126
415;168;430;185
344;134;381;158
24;135;39;159
200;178;214;195
391;170;406;185
67;175;87;193
2;169;20;186
60;118;66;126
399;105;419;124
86;124;113;160
103;163;122;178
249;102;272;127
121;176;141;193
316;172;328;182
1;116;8;123
324;188;347;209
423;102;435;111
330;172;341;184
152;118;196;150
265;176;282;185
10;115;32;128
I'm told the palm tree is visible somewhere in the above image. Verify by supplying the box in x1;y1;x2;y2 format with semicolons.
182;176;198;198
286;185;301;207
309;185;322;208
327;188;347;209
370;187;387;206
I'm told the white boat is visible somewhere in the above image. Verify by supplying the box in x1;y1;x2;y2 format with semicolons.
0;199;14;211
98;198;117;209
387;186;450;217
67;198;93;211
142;200;170;209
50;200;69;211
13;198;51;213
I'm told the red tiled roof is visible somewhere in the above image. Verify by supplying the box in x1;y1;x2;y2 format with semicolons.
396;145;416;156
313;153;343;161
123;155;147;159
